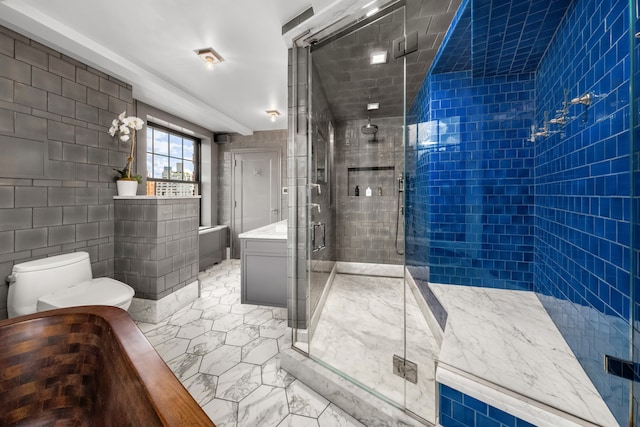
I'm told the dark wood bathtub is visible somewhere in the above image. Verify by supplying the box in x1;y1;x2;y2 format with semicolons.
0;306;215;426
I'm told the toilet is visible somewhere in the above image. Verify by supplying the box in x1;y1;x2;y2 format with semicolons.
7;251;134;318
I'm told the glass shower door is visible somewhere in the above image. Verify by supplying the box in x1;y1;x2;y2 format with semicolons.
304;1;415;419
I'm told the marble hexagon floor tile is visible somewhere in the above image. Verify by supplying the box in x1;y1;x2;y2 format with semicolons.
141;259;370;427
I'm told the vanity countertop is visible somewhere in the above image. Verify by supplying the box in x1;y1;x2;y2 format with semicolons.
238;220;287;240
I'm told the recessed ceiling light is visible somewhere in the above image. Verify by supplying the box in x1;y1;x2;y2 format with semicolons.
195;48;223;70
266;110;281;122
370;51;387;65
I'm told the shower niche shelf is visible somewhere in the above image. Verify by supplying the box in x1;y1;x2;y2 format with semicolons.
347;166;396;197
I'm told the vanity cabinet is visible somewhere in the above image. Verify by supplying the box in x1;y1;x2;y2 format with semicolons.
239;220;287;307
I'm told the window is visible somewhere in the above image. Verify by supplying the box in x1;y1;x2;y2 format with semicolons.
146;123;199;197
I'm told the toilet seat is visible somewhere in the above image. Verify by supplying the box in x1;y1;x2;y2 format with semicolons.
36;278;135;312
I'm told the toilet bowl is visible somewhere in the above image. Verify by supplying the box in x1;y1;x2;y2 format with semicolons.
7;251;134;318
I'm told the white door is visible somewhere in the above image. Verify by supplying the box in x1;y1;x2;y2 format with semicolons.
231;150;281;258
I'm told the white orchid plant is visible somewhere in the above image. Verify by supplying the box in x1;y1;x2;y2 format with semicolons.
109;111;144;182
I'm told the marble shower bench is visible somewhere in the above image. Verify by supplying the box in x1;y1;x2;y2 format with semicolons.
427;284;618;427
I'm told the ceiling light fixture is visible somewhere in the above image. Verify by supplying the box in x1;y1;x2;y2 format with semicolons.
266;110;281;122
195;47;223;70
370;51;387;65
366;7;379;17
367;102;380;111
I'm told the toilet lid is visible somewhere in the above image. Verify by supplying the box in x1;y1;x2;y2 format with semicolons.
37;278;135;311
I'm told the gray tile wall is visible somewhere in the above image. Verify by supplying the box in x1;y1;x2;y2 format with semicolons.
287;46;310;330
335;116;404;265
0;25;133;318
114;198;199;300
309;63;335;318
216;130;288;248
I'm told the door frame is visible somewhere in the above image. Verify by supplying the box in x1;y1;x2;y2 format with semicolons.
230;148;282;258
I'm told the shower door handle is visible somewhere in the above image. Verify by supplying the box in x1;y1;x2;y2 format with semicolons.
312;222;325;252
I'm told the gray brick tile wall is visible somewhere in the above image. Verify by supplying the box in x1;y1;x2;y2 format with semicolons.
75;102;99;123
15;228;47;251
15;187;47;208
99;77;119;98
14;41;47;69
33;207;62;227
32;68;61;94
48;93;75;117
0;26;134;318
0;77;13;102
0;231;13;254
114;197;199;300
0;52;31;84
0;187;13;208
48;120;75;143
48;55;76;80
15;113;46;140
0;32;13;56
0;108;13;133
62;79;87;102
76;68;99;90
87;88;108;110
14;83;46;110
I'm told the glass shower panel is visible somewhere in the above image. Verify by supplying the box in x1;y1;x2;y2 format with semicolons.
632;0;640;422
306;4;410;413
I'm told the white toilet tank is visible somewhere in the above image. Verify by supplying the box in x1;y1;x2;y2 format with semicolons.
7;252;131;318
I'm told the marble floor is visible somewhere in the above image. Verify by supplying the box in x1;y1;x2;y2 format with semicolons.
136;259;365;427
310;274;439;423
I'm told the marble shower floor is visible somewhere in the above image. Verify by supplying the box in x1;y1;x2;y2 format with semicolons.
309;274;439;423
136;259;365;427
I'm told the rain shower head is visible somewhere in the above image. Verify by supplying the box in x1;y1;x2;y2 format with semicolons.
361;118;378;135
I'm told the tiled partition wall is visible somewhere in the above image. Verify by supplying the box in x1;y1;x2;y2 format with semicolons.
407;70;535;290
533;0;631;422
114;197;199;300
287;46;310;329
0;25;133;319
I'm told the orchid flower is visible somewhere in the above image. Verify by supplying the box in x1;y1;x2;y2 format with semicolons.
108;111;144;180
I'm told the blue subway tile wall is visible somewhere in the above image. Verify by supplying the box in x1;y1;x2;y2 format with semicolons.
439;384;536;427
472;0;572;77
407;0;634;424
407;70;535;290
432;2;472;75
534;0;631;422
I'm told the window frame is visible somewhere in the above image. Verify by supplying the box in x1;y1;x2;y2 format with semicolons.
146;122;201;193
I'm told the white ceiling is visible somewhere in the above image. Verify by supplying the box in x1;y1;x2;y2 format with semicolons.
0;0;319;135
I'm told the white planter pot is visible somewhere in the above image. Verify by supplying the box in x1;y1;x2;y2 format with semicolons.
116;180;138;196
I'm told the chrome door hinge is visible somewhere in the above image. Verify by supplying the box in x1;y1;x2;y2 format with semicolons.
393;32;418;59
393;354;418;384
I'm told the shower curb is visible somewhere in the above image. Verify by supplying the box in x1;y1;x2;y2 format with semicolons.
280;347;432;427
